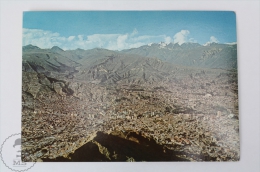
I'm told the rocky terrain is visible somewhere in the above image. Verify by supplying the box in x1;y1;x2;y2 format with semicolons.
122;42;237;69
21;43;239;162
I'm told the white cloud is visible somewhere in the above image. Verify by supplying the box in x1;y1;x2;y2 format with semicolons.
224;42;237;45
23;28;65;48
130;28;138;37
68;36;75;41
188;38;197;43
204;36;219;46
23;28;192;50
164;36;172;44
173;30;190;45
23;28;226;50
210;36;219;43
78;35;84;41
117;34;128;50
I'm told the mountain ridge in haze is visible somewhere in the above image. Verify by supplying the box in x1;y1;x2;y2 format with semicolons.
23;41;237;69
22;43;235;85
121;42;237;69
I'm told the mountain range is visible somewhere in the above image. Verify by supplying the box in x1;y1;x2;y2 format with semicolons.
22;42;237;85
122;42;237;69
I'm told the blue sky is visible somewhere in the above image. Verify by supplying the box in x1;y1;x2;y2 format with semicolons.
23;11;237;50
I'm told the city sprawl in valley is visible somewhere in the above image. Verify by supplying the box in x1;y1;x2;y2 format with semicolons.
22;42;239;161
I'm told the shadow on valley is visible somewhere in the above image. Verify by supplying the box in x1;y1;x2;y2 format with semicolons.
42;131;189;162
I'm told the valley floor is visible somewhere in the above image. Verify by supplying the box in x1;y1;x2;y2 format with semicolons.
21;69;239;162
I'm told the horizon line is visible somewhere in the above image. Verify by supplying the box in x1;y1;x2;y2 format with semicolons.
22;42;237;51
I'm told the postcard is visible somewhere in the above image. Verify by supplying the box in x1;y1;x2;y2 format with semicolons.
21;11;239;162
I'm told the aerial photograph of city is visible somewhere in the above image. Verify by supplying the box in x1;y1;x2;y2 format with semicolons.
21;11;239;162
